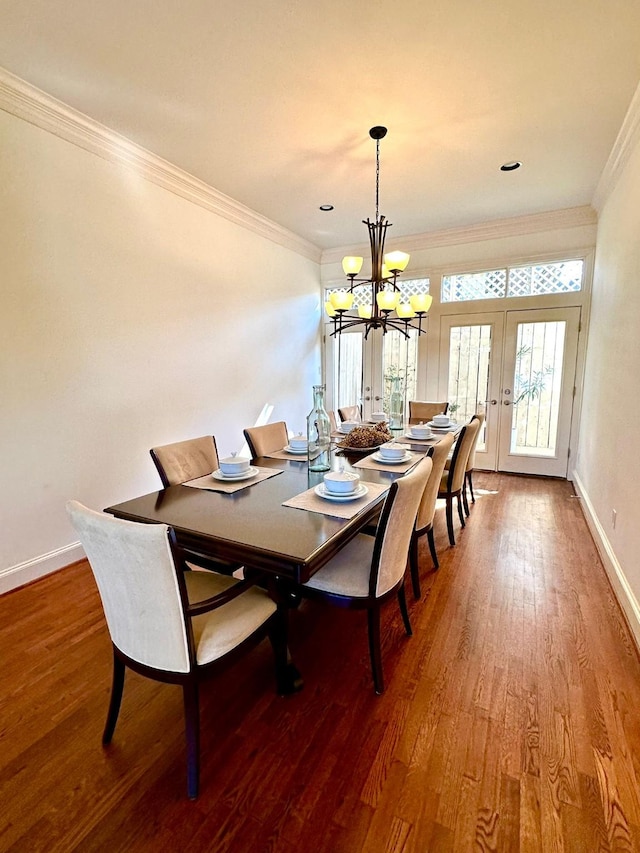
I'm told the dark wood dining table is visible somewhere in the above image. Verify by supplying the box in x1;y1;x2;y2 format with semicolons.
104;437;447;692
105;452;410;585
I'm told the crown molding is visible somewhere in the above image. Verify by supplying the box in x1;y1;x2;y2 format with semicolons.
0;66;322;263
321;206;597;265
593;80;640;212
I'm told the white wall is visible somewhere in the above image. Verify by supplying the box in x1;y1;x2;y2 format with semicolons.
573;112;640;647
0;109;321;591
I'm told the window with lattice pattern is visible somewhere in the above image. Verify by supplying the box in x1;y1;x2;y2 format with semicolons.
442;270;506;302
507;261;583;297
442;260;584;304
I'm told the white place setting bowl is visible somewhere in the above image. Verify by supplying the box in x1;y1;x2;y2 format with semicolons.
378;442;407;461
431;414;450;427
409;423;432;439
219;454;251;476
288;433;308;451
370;412;387;423
323;470;360;495
339;420;360;434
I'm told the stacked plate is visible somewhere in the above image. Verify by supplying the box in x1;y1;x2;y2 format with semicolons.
212;466;259;482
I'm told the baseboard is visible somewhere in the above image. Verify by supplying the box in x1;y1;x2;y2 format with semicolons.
0;542;85;596
572;471;640;651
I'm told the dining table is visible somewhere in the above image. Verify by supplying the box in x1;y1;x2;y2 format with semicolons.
104;427;457;692
105;451;408;584
105;425;460;584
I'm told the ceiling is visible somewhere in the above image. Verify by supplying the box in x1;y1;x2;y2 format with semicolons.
2;0;640;251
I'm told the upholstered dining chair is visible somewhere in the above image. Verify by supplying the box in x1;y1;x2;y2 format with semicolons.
409;432;455;599
408;401;449;423
462;411;486;515
67;500;289;800
437;417;481;547
150;435;240;576
328;410;339;433
243;421;289;459
338;405;361;422
295;458;431;694
150;435;220;488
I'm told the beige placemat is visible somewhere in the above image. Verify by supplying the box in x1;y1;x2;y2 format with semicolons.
282;480;389;519
353;449;426;474
262;448;308;461
184;467;282;494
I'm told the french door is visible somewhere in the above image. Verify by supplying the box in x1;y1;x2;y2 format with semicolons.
439;306;581;477
325;325;420;421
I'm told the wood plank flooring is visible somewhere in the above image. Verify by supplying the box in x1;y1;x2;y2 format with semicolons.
2;473;640;851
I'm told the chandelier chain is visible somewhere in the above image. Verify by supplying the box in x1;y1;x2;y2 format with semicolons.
375;139;380;222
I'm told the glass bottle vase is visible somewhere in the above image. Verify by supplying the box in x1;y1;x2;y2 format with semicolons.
389;376;404;430
307;384;331;471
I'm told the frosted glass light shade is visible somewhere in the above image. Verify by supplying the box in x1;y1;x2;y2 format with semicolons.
380;263;393;280
325;300;337;317
396;302;416;319
330;291;354;311
358;305;372;319
384;251;410;272
409;293;433;314
342;256;364;276
376;290;399;311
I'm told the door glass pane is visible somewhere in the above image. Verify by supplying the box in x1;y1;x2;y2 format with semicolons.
447;325;491;451
510;321;566;456
381;329;418;416
333;331;363;412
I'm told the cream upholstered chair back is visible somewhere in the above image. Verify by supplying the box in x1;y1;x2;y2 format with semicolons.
67;501;192;673
373;458;432;597
416;433;455;530
328;411;338;433
444;418;481;493
243;421;288;458
409;401;448;423
338;405;361;422
466;411;486;472
150;436;219;487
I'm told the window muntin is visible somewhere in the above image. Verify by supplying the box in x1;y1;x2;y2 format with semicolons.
442;260;583;304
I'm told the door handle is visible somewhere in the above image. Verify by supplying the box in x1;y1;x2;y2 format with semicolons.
503;400;511;406
374;396;382;401
485;399;497;405
364;396;371;401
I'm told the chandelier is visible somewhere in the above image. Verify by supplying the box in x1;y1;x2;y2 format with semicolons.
325;126;432;339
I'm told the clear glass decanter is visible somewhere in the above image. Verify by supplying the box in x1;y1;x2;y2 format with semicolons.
389;376;404;430
307;384;331;471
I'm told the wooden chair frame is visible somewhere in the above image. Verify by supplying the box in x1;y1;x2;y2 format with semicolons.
101;528;291;800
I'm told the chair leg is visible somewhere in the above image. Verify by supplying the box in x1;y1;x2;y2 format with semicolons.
367;606;384;695
409;530;421;599
468;470;476;504
183;680;200;800
427;525;439;570
446;496;456;546
462;479;470;517
457;494;466;529
397;580;412;636
102;649;125;745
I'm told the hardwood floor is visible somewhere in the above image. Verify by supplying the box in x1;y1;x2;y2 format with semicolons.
2;473;640;851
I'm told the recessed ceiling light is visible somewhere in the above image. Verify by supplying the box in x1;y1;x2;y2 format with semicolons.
500;161;522;172
319;204;334;211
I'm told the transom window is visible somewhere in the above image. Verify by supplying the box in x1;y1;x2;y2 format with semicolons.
442;260;583;303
